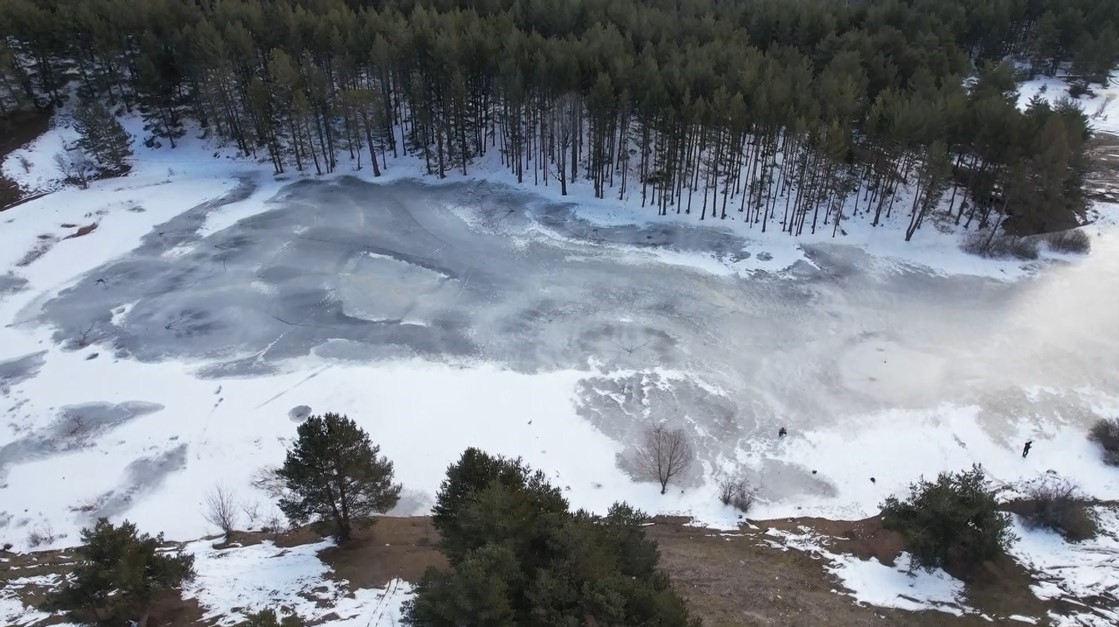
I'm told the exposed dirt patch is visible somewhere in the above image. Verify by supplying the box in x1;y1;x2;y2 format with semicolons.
649;514;1069;626
647;518;963;626
147;595;207;627
1086;131;1119;204
63;223;98;239
0;108;53;210
0;514;1087;626
318;517;446;591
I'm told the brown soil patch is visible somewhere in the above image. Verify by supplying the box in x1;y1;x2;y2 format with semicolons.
64;223;98;239
148;595;207;627
647;520;965;626
649;515;1063;626
0;546;79;604
318;516;446;591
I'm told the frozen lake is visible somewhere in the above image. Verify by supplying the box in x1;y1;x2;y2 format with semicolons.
2;176;1118;543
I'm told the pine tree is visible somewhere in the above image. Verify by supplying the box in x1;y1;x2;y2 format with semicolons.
405;450;697;627
277;412;401;542
42;519;194;626
73;97;133;175
237;609;305;627
431;447;568;563
881;465;1015;570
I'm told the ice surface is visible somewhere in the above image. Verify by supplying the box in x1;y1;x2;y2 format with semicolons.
0;173;1116;552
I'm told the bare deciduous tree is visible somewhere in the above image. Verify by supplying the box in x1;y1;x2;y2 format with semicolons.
636;425;693;494
250;465;288;499
717;475;755;513
53;149;96;189
202;485;239;538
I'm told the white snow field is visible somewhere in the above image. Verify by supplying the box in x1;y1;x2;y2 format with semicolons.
0;92;1117;624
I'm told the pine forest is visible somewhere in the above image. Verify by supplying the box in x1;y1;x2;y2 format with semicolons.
2;0;1117;240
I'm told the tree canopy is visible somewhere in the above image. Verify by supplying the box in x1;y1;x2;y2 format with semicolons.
881;465;1015;571
406;448;696;626
278;412;402;542
43;518;195;626
72;97;133;176
1;0;1115;237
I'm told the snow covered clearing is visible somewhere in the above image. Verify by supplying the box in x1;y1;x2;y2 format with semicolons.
184;539;411;626
0;73;1117;623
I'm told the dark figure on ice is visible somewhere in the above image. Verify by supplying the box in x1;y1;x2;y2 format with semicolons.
1022;440;1033;458
778;427;787;437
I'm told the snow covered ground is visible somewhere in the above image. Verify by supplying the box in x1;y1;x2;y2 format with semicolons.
762;526;974;617
184;540;411;626
0;538;412;627
762;512;1119;626
1018;69;1119;135
0;82;1117;623
1009;508;1119;626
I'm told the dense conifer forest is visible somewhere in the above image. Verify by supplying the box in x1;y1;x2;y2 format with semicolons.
2;0;1117;238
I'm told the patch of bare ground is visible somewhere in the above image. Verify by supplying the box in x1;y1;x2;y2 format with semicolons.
0;108;53;210
11;223;99;269
0;546;78;622
3;513;1101;626
651;514;1062;626
212;516;447;589
1086;131;1119;203
63;222;98;239
318;516;446;591
650;516;952;626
